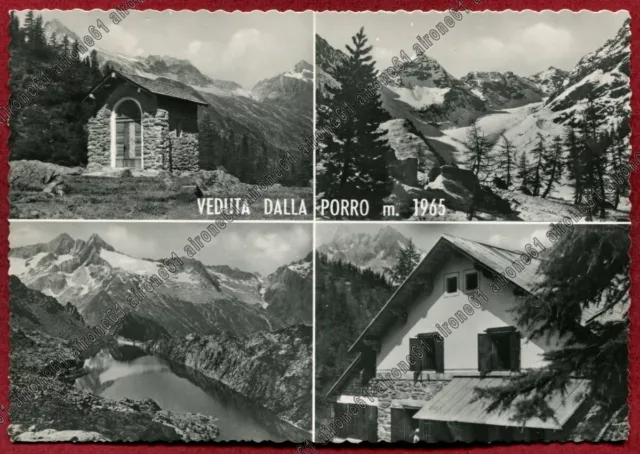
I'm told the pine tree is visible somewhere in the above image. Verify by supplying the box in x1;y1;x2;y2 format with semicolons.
464;121;493;180
541;135;563;198
607;123;630;210
564;126;583;205
476;226;629;427
580;98;608;219
516;151;531;189
497;134;515;187
530;133;546;196
385;239;421;286
318;27;392;218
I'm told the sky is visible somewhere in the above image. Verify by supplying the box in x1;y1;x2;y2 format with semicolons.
317;10;629;78
10;222;312;275
316;223;560;253
17;10;313;87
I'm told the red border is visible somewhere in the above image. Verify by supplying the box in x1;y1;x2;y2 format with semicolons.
0;0;637;453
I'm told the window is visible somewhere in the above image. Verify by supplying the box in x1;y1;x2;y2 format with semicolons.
409;333;444;373
478;327;521;373
464;270;479;291
444;272;458;295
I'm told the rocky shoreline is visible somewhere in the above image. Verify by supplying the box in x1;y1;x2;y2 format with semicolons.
145;324;313;431
9;329;220;443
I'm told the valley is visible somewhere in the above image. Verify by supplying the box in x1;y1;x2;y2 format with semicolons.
315;17;631;221
9;226;313;442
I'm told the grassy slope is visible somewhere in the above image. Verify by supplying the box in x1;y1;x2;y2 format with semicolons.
10;175;313;220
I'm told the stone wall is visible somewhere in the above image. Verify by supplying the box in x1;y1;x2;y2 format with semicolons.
338;369;448;442
147;108;168;171
87;105;111;171
170;131;199;172
87;94;200;172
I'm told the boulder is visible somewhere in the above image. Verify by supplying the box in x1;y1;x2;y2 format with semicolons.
194;169;247;196
9;160;82;192
439;165;481;194
390;156;419;187
518;185;533;196
424;174;473;212
478;186;513;215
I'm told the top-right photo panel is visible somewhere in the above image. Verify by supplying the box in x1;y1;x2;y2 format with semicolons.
315;10;631;222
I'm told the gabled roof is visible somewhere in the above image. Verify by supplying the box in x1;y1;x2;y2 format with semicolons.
347;234;543;354
84;70;209;106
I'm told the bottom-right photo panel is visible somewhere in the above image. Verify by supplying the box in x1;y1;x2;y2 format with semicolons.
315;223;629;444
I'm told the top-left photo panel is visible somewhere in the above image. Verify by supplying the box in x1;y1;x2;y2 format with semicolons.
7;8;313;220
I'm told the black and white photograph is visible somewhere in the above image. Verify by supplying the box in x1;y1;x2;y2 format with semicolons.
315;10;631;221
8;221;312;442
8;9;313;220
315;223;629;443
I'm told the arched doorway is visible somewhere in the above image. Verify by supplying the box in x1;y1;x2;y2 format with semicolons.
112;98;143;169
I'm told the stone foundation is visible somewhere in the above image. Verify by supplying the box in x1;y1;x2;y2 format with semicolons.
339;370;448;442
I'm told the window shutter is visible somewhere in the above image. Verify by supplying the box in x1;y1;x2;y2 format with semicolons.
478;333;492;374
390;408;404;442
365;405;378;442
509;331;521;372
434;336;445;373
409;338;421;371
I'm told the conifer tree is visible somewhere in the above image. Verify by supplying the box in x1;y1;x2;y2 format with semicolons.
531;133;546;196
464;121;492;180
564;126;583;205
516;151;531;189
476;226;629;429
385;239;421;286
541;135;563;198
318;27;392;218
497;134;515;187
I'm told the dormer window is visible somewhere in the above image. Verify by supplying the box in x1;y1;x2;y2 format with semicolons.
444;272;458;295
464;270;479;292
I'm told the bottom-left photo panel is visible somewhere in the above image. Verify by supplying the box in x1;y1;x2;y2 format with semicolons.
7;221;313;443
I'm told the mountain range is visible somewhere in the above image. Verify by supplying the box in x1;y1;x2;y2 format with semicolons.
317;225;423;274
9;233;312;340
43;18;313;173
316;18;631;205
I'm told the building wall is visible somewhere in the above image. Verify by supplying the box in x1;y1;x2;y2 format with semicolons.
334;370;447;442
376;254;560;372
87;80;200;172
159;97;200;173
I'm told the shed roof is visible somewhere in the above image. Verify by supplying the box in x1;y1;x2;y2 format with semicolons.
84;70;209;106
413;376;589;430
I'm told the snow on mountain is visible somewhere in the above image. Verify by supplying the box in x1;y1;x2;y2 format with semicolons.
545;18;630;129
383;54;488;129
492;18;630;187
317;226;423;274
262;252;312;325
527;66;569;95
9;233;283;338
251;60;313;111
461;71;545;109
43;18;312;163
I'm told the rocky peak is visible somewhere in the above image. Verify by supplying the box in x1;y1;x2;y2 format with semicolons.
85;234;115;252
47;233;76;255
293;60;313;73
